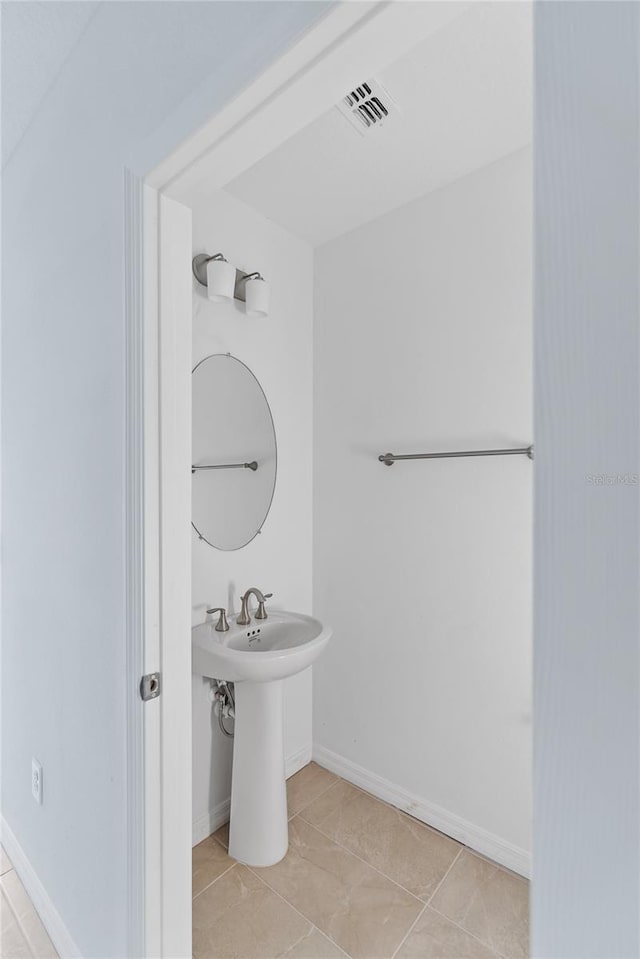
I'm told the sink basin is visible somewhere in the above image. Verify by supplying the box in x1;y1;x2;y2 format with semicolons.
192;610;331;683
192;609;332;868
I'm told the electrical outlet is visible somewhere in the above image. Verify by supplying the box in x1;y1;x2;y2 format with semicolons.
31;759;43;804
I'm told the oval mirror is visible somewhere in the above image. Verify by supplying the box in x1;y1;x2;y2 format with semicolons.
192;354;277;550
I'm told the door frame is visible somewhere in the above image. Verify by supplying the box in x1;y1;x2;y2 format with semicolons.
127;3;477;954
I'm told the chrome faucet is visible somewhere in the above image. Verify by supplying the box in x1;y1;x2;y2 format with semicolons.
207;607;229;632
237;588;272;626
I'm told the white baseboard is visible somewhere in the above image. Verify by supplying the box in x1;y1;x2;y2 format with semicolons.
192;797;231;847
1;815;82;958
192;743;312;846
312;744;530;879
284;743;313;780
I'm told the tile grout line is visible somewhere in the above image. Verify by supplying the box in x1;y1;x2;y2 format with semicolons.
389;902;428;959
465;845;529;883
2;865;60;959
286;818;500;959
426;848;527;959
290;774;343;819
426;901;511;959
381;847;466;959
303;767;526;890
279;922;342;959
244;863;352;959
192;862;238;902
211;833;228;853
316;766;530;888
208;768;343;854
1;881;37;959
314;768;468;848
207;814;421;957
296;780;364;831
203;777;524;959
425;846;464;906
294;815;431;905
424;849;514;959
299;776;475;893
212;767;463;896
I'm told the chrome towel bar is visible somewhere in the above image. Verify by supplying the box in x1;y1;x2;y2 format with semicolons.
379;446;533;466
192;461;258;473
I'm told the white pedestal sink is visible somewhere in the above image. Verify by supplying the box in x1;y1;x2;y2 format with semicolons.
192;610;332;866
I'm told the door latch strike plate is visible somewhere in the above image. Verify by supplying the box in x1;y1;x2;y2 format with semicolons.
140;672;161;701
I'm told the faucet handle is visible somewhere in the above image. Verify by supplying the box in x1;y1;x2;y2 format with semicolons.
207;607;229;632
255;593;273;621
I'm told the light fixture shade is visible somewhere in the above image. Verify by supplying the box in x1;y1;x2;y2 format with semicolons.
245;276;270;317
206;257;236;302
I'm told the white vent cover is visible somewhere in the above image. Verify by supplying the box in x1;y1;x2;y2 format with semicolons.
336;79;396;135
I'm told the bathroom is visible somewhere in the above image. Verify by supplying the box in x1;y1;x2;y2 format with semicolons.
6;0;640;954
186;4;531;957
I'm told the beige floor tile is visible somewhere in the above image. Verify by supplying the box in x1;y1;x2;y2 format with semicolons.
0;847;13;877
1;870;57;959
192;864;312;959
280;926;347;958
301;781;461;901
430;850;529;959
287;764;338;818
299;780;353;827
192;835;233;897
254;817;423;959
396;906;499;958
2;888;33;959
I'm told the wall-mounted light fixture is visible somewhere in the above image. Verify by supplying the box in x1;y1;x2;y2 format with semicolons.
242;273;270;318
192;253;270;318
203;253;235;302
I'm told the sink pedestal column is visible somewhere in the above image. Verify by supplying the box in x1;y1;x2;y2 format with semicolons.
228;679;288;867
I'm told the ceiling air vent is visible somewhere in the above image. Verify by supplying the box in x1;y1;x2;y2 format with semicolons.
336;79;396;135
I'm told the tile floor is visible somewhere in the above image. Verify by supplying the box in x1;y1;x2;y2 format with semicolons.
192;763;529;959
0;764;528;959
0;847;58;959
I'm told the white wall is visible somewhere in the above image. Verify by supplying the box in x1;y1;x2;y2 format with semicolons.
533;3;640;955
0;3;329;955
191;191;314;843
313;149;532;868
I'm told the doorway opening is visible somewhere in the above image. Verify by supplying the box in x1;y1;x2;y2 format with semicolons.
139;4;532;955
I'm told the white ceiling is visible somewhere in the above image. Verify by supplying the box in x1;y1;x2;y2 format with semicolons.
225;2;532;248
1;1;98;165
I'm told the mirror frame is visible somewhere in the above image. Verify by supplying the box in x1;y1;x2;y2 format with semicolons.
191;353;278;551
